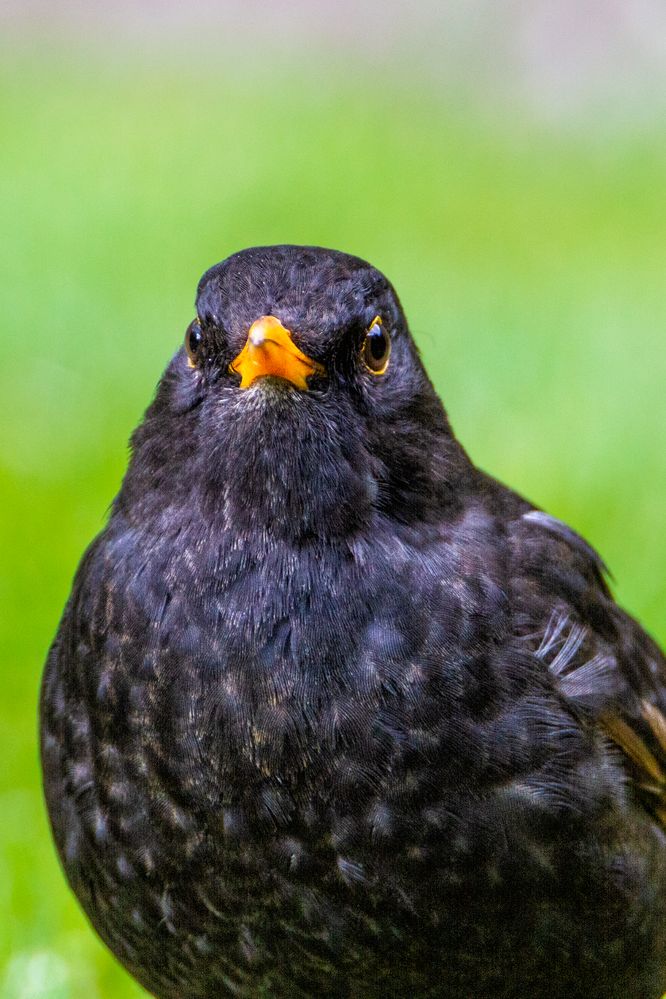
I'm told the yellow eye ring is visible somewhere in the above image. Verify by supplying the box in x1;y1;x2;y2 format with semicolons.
361;316;391;375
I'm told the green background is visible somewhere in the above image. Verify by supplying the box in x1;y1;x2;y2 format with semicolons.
1;10;665;997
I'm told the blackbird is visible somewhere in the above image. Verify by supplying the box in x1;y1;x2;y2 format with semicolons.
41;245;666;999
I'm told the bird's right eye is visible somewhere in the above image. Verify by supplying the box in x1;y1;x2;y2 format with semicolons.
185;319;204;367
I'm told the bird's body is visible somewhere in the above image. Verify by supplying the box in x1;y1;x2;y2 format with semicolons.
41;247;666;998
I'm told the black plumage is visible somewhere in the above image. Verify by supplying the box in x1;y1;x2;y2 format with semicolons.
41;245;666;998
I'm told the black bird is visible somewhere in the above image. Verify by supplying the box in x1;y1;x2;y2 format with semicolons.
41;246;666;999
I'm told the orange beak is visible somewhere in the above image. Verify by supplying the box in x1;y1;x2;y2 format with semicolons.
229;315;324;390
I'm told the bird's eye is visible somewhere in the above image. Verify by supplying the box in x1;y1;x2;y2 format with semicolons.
185;319;203;367
361;316;391;375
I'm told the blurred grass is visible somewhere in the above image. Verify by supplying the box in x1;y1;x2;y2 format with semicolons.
0;50;664;999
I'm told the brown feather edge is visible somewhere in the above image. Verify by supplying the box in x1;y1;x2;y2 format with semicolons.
642;700;666;756
600;710;665;787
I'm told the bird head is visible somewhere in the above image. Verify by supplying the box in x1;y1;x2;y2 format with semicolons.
120;246;470;541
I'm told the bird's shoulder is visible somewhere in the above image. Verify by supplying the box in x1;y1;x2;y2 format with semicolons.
493;487;666;829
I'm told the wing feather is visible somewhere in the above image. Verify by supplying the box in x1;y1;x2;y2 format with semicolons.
511;508;666;830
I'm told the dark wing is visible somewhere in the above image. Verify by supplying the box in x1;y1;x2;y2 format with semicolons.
508;509;666;829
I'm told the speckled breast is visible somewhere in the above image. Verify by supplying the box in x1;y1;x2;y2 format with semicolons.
40;522;662;998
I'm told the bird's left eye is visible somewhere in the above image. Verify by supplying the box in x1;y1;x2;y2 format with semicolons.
185;319;203;367
361;316;391;375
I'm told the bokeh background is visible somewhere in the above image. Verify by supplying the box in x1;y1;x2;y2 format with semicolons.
1;2;665;996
